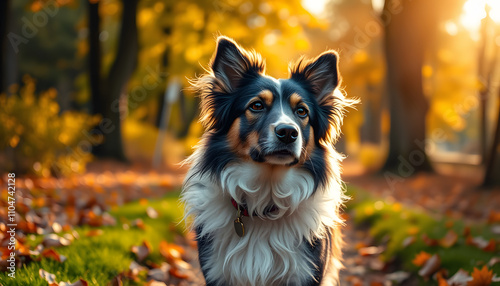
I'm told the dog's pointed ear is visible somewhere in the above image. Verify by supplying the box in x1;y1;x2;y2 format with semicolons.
210;36;265;92
290;51;340;102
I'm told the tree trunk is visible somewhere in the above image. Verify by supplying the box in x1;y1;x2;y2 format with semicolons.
381;0;434;174
477;10;498;164
91;0;139;161
88;0;102;116
155;46;171;128
360;83;382;144
483;88;500;187
178;91;200;138
0;0;10;93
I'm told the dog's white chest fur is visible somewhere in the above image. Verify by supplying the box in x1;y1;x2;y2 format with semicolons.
182;161;343;286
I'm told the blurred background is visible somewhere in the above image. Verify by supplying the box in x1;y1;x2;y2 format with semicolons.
0;0;498;183
1;0;500;285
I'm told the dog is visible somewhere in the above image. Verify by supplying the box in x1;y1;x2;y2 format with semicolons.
182;36;353;286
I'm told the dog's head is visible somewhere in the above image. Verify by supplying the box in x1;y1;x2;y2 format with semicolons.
194;36;352;179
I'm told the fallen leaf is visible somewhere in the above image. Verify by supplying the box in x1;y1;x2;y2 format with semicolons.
51;222;63;233
354;242;367;250
402;236;416;247
369;258;385;271
129;261;148;276
437;272;450;286
487;211;500;224
42;234;71;247
422;233;439;246
131;241;151;262
467;236;496;252
385;271;410;284
59;279;89;286
146;281;167;286
148;268;169;282
41;249;67;263
464;226;471;237
146;207;159;219
493;275;500;282
345;275;362;286
413;251;432;267
482;239;496;252
39;268;58;286
418;254;441;278
468;266;493;286
85;229;103;237
102;213;117;226
169;259;192;279
108;274;123;286
159;241;185;262
440;230;458;248
491;225;500;235
132;218;145;230
358;246;383;256
447;269;472;286
488;257;500;267
169;267;189;280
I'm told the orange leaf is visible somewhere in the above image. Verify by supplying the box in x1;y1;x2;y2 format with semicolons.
354;242;367;250
85;229;103;237
439;230;458;248
464;226;471;237
358;246;383;256
487;210;500;224
345;275;362;286
437;272;450;286
159;241;185;262
169;266;189;279
422;234;439;246
133;218;145;230
412;251;432;267
467;266;493;286
41;249;66;263
483;239;496;252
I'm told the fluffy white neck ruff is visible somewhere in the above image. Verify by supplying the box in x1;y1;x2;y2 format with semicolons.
182;157;344;286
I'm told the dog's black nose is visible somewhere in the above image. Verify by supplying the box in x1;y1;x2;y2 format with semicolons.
275;124;298;144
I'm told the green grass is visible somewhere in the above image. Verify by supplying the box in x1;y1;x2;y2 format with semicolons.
0;191;184;286
346;186;500;284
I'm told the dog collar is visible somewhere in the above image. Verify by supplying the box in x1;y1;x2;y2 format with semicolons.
230;198;278;217
231;198;278;238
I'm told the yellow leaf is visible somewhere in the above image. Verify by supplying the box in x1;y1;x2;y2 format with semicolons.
9;135;20;148
422;65;433;78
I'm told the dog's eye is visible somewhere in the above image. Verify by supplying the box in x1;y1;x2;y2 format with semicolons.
249;101;264;111
296;107;308;118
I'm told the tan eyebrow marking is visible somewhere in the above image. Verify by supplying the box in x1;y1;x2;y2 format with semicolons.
290;93;310;111
258;89;273;106
290;93;302;109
